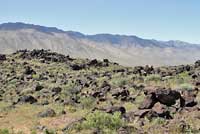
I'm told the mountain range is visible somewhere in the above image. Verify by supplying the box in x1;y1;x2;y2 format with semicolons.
0;22;200;66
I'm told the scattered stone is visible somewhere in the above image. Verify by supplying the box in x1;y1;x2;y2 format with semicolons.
24;66;36;75
0;54;6;61
52;87;62;94
37;108;56;118
70;64;85;70
35;84;44;91
181;88;198;107
18;95;37;104
139;93;157;109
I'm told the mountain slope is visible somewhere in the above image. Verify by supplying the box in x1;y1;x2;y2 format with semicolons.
0;22;200;66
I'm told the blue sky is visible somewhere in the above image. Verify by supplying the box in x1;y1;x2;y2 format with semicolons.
0;0;200;43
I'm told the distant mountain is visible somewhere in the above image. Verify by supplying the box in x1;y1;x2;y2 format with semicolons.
0;22;200;66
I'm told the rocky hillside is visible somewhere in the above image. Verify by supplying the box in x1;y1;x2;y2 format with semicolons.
0;50;199;134
1;22;200;66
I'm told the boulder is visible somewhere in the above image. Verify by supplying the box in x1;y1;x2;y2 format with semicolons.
24;66;36;75
118;126;136;134
139;93;157;109
52;87;62;94
105;106;126;114
112;89;130;101
0;54;6;61
35;84;44;91
181;89;198;107
37;108;56;118
70;64;85;70
152;102;172;119
155;88;181;106
103;59;109;63
18;95;37;104
94;106;126;115
88;59;98;66
133;109;151;118
195;60;200;67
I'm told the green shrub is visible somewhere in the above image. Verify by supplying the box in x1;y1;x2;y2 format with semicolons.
45;129;56;134
0;129;9;134
32;74;40;80
145;74;161;82
77;111;124;132
179;83;194;90
111;77;129;87
80;97;96;109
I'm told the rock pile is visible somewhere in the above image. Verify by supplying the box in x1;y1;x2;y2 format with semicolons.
133;87;199;120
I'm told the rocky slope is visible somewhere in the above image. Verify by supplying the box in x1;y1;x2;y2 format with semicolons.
0;22;200;66
0;50;199;134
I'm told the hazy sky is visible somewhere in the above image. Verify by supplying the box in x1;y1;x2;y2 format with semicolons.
0;0;200;43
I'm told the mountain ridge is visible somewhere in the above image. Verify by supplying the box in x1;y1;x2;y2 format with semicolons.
1;22;199;47
0;22;200;66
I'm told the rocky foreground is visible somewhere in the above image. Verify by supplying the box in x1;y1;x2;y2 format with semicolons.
0;50;199;134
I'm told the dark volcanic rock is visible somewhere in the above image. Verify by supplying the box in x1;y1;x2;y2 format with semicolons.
105;106;126;114
0;54;6;61
195;60;200;67
181;88;198;107
70;64;85;70
112;88;130;101
88;59;98;66
18;49;73;63
155;88;181;106
24;66;36;75
37;108;56;118
35;84;44;91
18;95;37;104
152;102;172;119
52;87;62;94
94;106;126;115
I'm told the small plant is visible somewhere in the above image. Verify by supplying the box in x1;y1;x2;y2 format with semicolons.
0;129;9;134
145;74;161;82
79;97;96;109
179;83;194;90
76;111;124;132
45;129;56;134
32;74;40;80
111;77;130;87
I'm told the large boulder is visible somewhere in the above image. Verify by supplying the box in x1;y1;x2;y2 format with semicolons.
155;88;181;106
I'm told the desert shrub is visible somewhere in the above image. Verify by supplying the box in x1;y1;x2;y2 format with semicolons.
0;129;9;134
45;129;56;134
179;83;194;90
76;111;124;132
145;74;161;82
62;81;76;94
111;77;130;87
79;97;96;109
32;74;40;80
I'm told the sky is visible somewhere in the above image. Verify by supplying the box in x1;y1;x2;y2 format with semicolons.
0;0;200;43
